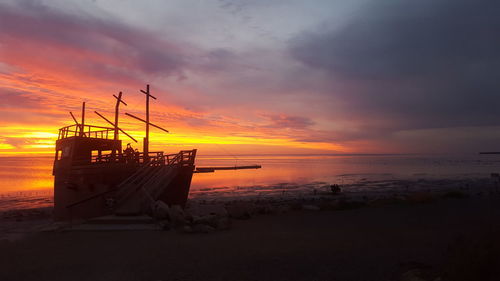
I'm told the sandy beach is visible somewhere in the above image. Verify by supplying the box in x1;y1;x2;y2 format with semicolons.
1;190;500;281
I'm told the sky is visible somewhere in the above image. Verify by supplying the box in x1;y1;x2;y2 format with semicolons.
0;0;499;155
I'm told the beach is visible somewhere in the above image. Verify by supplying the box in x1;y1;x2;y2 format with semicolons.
2;154;500;280
2;188;500;281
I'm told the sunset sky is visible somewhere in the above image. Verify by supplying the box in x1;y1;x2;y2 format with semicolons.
1;0;499;155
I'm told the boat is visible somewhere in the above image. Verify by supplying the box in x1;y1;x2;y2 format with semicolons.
52;85;198;221
52;84;261;221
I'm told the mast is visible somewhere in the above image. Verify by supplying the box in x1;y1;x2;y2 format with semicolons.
95;93;137;160
125;84;169;163
80;102;85;137
140;84;156;162
111;92;127;158
113;92;124;140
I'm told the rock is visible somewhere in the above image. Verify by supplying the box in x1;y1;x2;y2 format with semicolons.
158;220;171;231
226;202;255;219
192;214;218;228
167;205;186;226
215;217;231;230
302;204;320;211
330;184;342;195
181;225;193;233
152;200;170;220
193;224;215;233
186;204;228;217
400;269;427;281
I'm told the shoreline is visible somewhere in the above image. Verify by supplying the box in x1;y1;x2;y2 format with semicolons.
1;191;500;280
1;176;498;239
1;174;497;212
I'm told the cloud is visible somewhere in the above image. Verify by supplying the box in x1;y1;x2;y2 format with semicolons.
263;114;315;129
0;1;193;80
289;0;500;131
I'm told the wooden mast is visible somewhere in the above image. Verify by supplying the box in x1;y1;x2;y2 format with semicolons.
125;84;169;163
111;92;127;158
140;84;156;162
80;102;85;137
94;92;137;161
113;92;127;140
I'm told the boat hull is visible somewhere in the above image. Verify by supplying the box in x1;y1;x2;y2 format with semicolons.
53;160;196;221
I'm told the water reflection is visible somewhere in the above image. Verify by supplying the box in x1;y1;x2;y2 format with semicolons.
1;154;500;195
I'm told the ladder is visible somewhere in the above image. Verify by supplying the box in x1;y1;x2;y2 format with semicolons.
113;157;182;215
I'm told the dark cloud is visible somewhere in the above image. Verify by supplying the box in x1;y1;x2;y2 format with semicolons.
0;89;45;110
0;1;189;79
263;114;315;129
289;0;500;131
0;1;261;92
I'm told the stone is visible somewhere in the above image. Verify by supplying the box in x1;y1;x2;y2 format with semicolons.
215;217;232;230
181;225;193;233
226;202;254;219
192;214;218;228
186;204;228;218
193;224;215;233
158;220;170;231
302;204;320;211
152;200;170;220
330;184;342;195
168;205;186;226
400;269;427;281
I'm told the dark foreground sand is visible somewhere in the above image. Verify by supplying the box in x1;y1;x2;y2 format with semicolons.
1;195;500;281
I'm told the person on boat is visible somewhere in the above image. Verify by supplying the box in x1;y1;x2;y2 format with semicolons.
124;143;134;163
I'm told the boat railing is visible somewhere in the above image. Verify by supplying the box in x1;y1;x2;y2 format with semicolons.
74;150;196;166
165;150;197;166
58;124;115;140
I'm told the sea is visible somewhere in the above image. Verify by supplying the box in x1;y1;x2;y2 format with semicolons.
1;153;500;211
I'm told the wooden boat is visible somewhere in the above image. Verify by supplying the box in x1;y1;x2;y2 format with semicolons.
52;84;261;221
52;85;196;220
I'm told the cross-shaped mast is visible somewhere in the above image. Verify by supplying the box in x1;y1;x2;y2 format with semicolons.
95;92;137;160
125;84;169;162
113;92;127;141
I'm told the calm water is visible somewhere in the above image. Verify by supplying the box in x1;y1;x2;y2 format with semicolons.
1;154;500;210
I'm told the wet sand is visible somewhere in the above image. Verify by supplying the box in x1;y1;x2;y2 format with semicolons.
1;194;500;281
